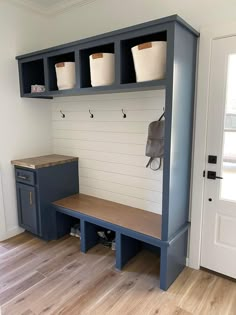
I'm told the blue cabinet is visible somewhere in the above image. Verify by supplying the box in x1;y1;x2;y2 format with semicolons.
13;159;79;240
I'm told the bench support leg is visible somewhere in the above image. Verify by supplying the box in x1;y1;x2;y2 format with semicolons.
116;233;141;270
160;230;188;290
80;220;99;253
50;210;77;241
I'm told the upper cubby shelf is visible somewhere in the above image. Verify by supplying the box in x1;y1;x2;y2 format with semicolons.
16;15;199;99
47;50;76;92
80;42;115;88
21;59;45;94
120;31;167;84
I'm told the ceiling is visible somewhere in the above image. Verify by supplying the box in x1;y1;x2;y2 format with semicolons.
9;0;97;15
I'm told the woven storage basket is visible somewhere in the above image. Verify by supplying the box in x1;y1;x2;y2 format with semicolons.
55;62;76;90
89;53;115;87
131;41;167;82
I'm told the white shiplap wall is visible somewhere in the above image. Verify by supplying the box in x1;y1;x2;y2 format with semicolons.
52;90;165;214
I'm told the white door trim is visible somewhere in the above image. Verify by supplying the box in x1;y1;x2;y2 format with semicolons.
189;21;236;269
0;172;7;241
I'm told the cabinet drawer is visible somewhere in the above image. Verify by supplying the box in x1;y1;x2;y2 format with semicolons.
15;168;35;186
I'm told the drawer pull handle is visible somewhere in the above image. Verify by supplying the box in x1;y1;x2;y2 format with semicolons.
17;175;28;180
29;192;33;206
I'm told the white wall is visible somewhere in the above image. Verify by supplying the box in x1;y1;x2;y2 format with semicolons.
0;1;52;240
47;0;236;47
52;91;164;214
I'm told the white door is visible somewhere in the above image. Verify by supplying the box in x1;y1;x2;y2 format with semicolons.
201;36;236;278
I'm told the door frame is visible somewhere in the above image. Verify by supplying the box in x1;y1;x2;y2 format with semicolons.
189;21;236;269
0;171;7;241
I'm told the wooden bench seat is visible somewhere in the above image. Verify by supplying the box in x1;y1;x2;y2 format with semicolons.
53;193;162;240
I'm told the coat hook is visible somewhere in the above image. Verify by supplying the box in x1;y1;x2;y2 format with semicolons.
60;110;65;118
89;109;94;118
122;109;126;118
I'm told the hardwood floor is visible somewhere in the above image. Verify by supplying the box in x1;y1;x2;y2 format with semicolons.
0;233;235;315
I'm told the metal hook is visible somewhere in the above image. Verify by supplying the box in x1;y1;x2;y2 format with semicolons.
89;110;94;118
122;109;126;119
60;110;65;118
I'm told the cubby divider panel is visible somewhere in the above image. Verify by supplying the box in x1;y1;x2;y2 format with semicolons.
21;59;45;94
116;233;141;270
48;51;76;91
80;220;116;253
120;31;167;84
55;211;80;239
116;233;161;270
79;43;115;88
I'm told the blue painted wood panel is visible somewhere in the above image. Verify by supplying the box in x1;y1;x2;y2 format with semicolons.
80;220;100;253
36;161;79;240
116;232;141;270
162;23;198;241
160;228;188;290
16;183;38;235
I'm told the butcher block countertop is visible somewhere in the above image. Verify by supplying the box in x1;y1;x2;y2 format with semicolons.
11;154;79;169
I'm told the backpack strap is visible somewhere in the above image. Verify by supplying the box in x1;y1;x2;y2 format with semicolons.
158;112;165;121
146;157;153;168
146;157;162;171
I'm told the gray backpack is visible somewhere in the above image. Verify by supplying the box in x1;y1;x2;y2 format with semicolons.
145;113;165;171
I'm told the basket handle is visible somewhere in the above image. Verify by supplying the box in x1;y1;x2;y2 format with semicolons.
92;53;103;59
138;42;152;50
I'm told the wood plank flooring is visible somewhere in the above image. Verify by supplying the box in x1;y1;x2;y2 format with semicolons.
0;233;235;315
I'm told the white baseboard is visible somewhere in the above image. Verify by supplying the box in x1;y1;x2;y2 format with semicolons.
0;226;24;241
186;257;189;267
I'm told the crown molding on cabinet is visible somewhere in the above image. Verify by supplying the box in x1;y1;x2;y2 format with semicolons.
9;0;98;16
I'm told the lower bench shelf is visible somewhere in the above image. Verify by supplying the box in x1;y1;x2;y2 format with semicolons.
52;193;189;291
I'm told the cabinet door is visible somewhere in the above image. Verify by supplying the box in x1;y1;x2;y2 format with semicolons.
16;183;38;235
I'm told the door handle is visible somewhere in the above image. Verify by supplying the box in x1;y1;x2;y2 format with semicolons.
29;191;33;206
207;171;223;180
17;175;28;180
